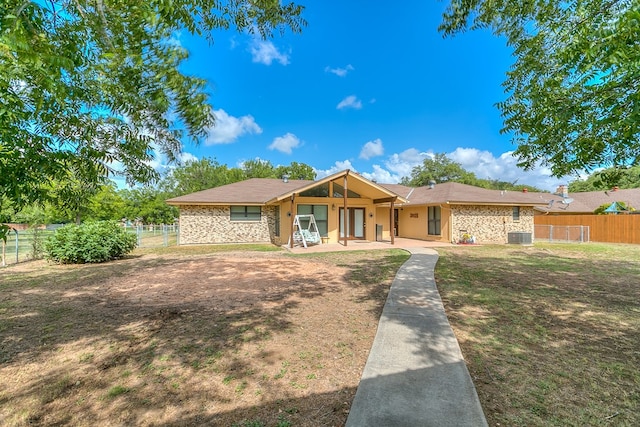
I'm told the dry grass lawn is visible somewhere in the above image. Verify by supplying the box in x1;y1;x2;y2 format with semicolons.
436;243;640;426
0;246;409;427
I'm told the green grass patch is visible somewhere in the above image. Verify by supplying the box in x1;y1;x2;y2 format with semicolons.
436;243;640;426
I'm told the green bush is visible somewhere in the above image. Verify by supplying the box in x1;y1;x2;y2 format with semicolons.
44;221;137;264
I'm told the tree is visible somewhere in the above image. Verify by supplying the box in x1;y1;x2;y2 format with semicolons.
164;157;245;195
120;187;177;224
275;161;316;180
242;159;277;179
401;153;479;187
440;1;640;180
569;165;640;191
1;1;305;207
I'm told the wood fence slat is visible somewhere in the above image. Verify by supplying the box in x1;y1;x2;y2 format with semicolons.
534;215;640;244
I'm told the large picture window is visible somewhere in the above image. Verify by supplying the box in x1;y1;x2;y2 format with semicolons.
297;204;328;237
230;206;261;221
428;206;441;236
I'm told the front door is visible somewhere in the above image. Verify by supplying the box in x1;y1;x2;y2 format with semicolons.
339;208;366;239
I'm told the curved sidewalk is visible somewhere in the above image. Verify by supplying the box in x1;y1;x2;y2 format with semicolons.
345;248;488;427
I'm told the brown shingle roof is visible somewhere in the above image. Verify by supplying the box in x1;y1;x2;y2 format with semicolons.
381;182;547;206
532;188;640;213
166;178;314;205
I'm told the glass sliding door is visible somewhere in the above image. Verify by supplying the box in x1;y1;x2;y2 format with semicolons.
339;208;366;239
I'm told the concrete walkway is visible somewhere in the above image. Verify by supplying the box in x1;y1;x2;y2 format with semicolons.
345;247;488;427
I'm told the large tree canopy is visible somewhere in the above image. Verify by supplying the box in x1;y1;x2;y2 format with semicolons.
401;153;542;191
440;0;640;180
0;0;305;207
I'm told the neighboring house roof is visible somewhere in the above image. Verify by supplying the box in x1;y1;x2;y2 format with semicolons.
532;188;640;214
166;178;314;205
381;182;548;207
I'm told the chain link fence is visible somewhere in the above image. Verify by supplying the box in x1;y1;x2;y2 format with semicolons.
535;225;590;243
2;224;179;266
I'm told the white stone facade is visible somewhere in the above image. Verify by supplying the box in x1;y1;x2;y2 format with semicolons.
178;205;279;245
450;205;535;244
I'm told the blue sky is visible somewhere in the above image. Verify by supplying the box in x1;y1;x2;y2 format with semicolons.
153;1;573;192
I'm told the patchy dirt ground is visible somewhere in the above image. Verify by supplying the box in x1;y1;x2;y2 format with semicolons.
0;249;409;426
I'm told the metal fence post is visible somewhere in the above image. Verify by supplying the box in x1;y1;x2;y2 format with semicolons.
15;230;19;264
163;224;168;247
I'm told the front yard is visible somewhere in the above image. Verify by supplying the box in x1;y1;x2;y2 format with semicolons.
436;243;640;426
2;242;639;426
0;246;408;426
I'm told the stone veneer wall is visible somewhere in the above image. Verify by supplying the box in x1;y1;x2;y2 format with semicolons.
178;205;278;245
451;205;535;244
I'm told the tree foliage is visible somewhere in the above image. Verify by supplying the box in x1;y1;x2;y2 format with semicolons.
0;0;305;207
440;0;640;179
569;165;640;191
401;153;542;191
401;153;477;186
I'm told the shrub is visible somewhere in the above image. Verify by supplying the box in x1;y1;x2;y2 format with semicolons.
44;221;137;264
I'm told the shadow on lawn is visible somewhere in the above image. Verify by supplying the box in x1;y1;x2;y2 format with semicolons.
434;247;640;426
0;250;407;426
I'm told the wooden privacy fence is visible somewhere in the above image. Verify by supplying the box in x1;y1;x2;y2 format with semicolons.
535;214;640;244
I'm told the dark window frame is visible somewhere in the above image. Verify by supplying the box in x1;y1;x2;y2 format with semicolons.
230;205;262;221
512;206;521;222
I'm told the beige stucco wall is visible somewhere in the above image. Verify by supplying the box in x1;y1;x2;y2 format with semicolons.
450;205;535;244
178;205;278;245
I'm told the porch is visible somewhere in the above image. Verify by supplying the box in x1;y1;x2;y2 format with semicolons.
282;237;454;254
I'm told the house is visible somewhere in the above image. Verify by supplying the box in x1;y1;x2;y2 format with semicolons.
532;186;640;244
533;185;640;215
166;170;548;246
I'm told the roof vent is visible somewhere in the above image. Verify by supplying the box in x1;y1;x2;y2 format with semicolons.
282;174;289;183
428;180;436;189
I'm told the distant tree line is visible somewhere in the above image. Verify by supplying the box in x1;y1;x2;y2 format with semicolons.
401;153;544;192
0;159;316;226
4;154;639;227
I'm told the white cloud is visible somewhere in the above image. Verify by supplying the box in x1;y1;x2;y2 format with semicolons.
361;165;401;183
325;64;354;77
205;109;262;145
268;133;301;154
447;147;569;191
179;151;199;164
250;39;290;65
337;95;362;110
383;148;431;179
354;146;569;190
359;138;384;160
314;160;357;178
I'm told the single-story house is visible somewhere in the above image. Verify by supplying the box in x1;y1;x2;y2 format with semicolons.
166;169;548;246
533;185;640;215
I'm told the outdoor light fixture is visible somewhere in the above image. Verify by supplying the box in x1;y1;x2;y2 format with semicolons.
331;204;336;210
287;211;291;217
369;212;374;218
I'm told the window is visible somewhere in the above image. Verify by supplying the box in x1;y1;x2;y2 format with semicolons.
332;183;361;198
297;204;328;237
428;206;441;235
512;206;520;222
300;183;329;197
230;206;261;221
